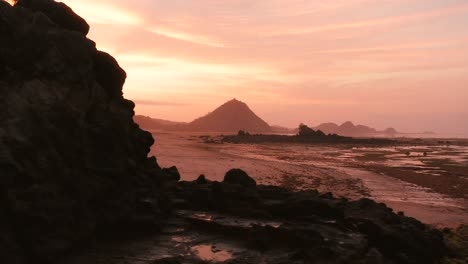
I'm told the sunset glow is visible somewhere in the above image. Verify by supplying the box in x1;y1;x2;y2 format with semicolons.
65;0;468;134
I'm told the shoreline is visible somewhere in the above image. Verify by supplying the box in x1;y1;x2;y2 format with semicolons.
152;131;468;228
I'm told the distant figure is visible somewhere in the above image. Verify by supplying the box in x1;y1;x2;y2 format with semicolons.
423;152;427;157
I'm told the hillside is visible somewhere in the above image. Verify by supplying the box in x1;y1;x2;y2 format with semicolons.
187;99;271;132
135;99;271;133
315;121;398;137
134;115;187;130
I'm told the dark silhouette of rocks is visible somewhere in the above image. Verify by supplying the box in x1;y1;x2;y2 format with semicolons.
165;173;449;264
15;0;90;34
223;168;257;188
315;121;398;137
196;174;208;184
93;51;127;99
162;166;181;182
187;99;271;132
0;1;174;262
298;123;326;137
223;124;394;144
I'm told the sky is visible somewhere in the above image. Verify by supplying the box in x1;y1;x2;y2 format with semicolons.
62;1;467;133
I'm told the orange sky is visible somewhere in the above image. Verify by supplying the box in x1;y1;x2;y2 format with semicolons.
64;0;468;134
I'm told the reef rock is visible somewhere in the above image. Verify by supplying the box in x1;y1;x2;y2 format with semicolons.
223;168;257;188
165;174;449;264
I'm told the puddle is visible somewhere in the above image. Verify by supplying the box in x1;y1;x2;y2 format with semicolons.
178;210;283;229
191;245;233;262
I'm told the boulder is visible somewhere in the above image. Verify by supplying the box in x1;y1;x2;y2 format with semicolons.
93;50;126;99
223;169;256;187
196;174;207;184
162;166;181;182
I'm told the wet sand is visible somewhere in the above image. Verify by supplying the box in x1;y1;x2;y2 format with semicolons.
151;132;468;228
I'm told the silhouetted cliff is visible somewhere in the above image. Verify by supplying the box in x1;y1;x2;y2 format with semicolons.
0;1;173;262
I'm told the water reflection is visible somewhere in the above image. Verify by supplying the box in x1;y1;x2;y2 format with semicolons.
191;244;233;262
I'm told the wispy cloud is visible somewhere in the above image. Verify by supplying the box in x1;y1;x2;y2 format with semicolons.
263;2;468;36
67;0;142;25
62;0;468;133
148;27;225;47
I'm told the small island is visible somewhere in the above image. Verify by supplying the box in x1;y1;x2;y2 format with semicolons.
222;124;395;145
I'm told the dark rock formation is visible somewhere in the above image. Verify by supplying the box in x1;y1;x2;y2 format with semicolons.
223;168;256;188
223;124;395;145
196;174;207;184
164;174;449;264
0;1;170;263
15;0;89;35
443;225;468;262
162;166;181;182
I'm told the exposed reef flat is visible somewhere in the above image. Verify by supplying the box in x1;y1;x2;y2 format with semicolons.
62;173;456;264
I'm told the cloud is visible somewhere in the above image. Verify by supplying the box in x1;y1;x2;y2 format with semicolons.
148;27;225;48
62;0;468;133
66;1;142;25
262;2;468;36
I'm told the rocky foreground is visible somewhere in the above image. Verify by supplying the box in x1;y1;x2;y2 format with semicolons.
0;1;466;264
167;171;447;264
62;170;466;264
1;1;171;263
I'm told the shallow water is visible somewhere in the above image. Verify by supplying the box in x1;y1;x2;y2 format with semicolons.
191;245;233;262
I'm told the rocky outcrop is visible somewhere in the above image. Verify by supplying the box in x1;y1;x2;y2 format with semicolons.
165;176;448;264
223;168;257;188
0;1;172;263
222;124;395;145
14;0;89;35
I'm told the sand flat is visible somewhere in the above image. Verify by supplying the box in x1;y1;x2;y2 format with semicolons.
151;131;468;228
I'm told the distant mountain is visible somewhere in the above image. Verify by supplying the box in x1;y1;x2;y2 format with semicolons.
134;99;272;133
314;121;397;137
134;115;187;130
315;122;339;133
186;99;271;132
